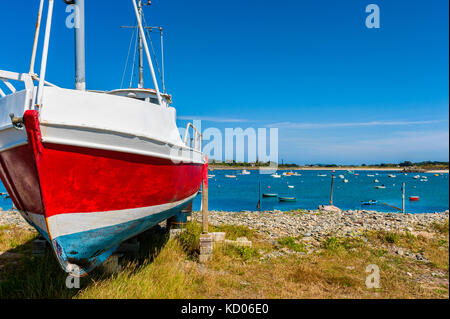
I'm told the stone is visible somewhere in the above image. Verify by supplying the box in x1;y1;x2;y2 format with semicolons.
318;205;342;213
199;233;213;263
211;232;226;242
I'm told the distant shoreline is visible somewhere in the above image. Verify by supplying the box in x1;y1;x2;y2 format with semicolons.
208;165;449;173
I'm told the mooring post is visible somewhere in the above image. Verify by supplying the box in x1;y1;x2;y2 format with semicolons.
330;174;334;205
402;182;406;213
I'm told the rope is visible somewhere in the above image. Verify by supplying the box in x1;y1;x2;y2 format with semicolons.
378;202;402;211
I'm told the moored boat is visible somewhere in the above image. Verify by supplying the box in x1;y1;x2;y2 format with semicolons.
361;200;377;206
279;197;297;202
262;193;278;198
0;0;204;276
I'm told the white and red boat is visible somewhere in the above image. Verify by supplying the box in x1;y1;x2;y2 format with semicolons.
0;0;205;275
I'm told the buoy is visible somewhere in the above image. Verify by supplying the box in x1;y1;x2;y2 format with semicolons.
409;196;420;201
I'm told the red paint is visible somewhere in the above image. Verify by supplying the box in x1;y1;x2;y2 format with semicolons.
0;111;203;219
0;144;45;214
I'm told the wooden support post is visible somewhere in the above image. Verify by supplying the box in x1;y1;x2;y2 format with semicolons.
202;159;209;234
202;179;208;233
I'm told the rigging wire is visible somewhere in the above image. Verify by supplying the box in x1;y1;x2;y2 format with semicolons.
142;15;164;89
129;27;139;88
120;22;137;89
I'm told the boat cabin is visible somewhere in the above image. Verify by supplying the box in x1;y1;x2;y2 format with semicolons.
108;88;172;105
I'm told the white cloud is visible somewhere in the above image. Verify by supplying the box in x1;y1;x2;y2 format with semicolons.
279;130;449;163
178;116;250;123
268;120;447;129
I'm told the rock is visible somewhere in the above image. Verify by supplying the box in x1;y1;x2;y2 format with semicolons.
318;205;342;213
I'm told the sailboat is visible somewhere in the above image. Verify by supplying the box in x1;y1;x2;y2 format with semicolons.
0;0;205;276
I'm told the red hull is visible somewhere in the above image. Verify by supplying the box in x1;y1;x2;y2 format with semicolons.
0;111;203;218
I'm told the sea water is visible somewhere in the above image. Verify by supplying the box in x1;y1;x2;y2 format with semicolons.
191;170;449;214
1;170;448;214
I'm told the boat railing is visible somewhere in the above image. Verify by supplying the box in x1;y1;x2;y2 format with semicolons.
184;122;202;152
0;71;34;99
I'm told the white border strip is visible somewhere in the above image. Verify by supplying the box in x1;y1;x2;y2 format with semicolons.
48;193;197;238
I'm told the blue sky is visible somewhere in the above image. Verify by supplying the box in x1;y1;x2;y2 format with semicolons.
0;0;448;164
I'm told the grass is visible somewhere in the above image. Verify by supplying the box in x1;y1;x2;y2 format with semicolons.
433;219;449;235
278;236;307;253
0;220;448;299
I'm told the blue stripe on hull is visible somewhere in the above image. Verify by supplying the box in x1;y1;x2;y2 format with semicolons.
52;199;193;276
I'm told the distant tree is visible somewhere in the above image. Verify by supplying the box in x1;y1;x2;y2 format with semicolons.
399;161;413;167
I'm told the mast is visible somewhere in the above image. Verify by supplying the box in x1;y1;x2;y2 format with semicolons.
75;0;86;91
138;0;144;88
132;0;163;105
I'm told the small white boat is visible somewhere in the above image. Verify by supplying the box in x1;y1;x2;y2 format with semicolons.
317;174;327;177
338;175;345;179
420;179;427;182
208;174;215;179
343;179;349;183
288;185;294;189
374;179;379;183
413;175;420;179
225;175;237;178
367;174;375;177
271;173;282;178
388;174;396;178
375;185;386;189
241;170;251;175
292;173;302;176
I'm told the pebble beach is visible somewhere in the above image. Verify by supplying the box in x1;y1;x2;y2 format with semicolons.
1;208;448;240
192;209;449;240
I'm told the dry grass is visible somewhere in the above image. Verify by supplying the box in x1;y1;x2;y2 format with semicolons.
0;220;448;299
